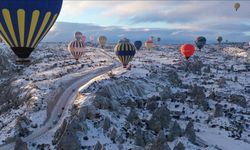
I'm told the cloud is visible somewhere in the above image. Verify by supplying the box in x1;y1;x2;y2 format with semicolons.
44;22;250;44
53;1;250;43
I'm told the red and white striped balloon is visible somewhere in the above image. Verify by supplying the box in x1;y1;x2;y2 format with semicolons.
82;35;86;43
68;40;85;61
90;35;95;42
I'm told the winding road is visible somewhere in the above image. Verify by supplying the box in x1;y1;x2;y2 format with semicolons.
0;48;120;150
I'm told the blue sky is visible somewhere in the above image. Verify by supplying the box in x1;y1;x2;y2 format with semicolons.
50;1;250;43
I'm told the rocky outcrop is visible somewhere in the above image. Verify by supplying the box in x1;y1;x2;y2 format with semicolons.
148;131;171;150
127;109;140;125
173;142;185;150
0;46;14;73
15;115;31;137
0;79;36;113
14;138;28;150
214;104;223;117
147;106;171;132
166;70;182;86
189;85;209;111
167;121;182;142
109;127;117;143
52;119;68;145
181;59;203;74
159;86;172;100
93;79;146;99
102;117;111;132
56;118;82;150
229;94;247;108
94;141;105;150
77;105;97;121
135;128;146;147
185;120;196;144
217;77;226;88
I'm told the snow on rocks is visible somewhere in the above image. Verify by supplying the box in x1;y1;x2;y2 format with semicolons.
1;42;249;149
0;43;113;146
61;43;250;150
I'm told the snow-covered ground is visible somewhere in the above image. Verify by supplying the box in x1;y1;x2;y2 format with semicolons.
0;42;249;150
0;42;113;146
72;43;250;150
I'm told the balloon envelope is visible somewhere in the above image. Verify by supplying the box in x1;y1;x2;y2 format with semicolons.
180;44;195;60
0;0;63;59
89;35;94;42
82;35;86;43
157;37;161;42
134;41;142;50
217;36;223;43
68;40;85;61
98;35;107;48
195;36;206;50
145;40;153;50
75;32;83;41
234;3;240;11
115;38;136;68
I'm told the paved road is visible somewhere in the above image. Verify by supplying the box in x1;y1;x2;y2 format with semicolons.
0;49;120;150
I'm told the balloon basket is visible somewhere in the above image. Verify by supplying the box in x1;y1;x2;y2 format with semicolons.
16;58;30;64
127;65;132;70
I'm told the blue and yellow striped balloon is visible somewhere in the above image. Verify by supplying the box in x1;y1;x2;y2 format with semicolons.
0;0;63;59
114;38;136;68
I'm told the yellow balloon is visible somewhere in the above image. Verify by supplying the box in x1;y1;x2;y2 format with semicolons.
145;40;153;50
98;36;107;48
234;3;240;11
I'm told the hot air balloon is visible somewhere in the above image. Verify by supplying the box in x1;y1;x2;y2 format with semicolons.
82;35;86;43
114;38;136;68
150;36;154;42
157;37;161;42
195;36;206;50
89;35;95;42
145;40;153;50
98;35;107;48
68;40;85;61
0;0;63;62
180;44;195;60
75;32;83;41
217;36;223;44
234;3;240;11
134;41;142;50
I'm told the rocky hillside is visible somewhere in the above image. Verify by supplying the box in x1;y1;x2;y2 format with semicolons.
53;43;250;150
0;43;249;150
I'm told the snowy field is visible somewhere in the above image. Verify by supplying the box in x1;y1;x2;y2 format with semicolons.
0;42;249;150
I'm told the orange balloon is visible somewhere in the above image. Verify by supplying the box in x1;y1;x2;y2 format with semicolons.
180;44;195;60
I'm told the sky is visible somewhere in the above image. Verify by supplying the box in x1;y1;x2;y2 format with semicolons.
49;0;250;43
